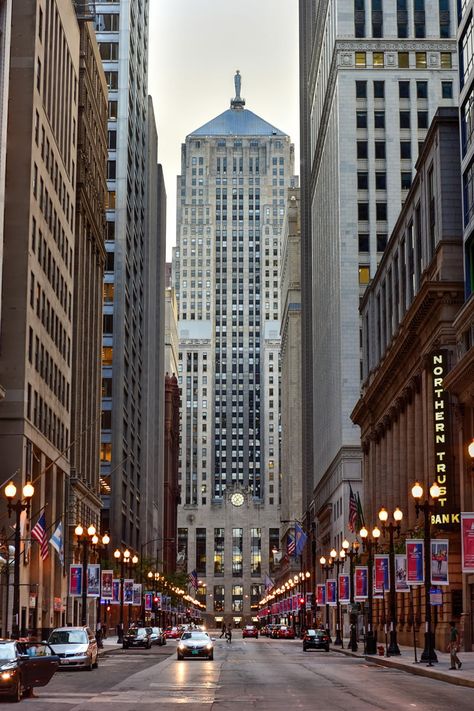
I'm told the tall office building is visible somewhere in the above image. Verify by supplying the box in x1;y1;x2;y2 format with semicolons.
299;1;458;557
0;0;80;636
94;1;165;555
0;0;11;374
173;75;296;624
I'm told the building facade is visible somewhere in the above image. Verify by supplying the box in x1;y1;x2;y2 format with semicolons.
0;0;80;636
68;5;108;627
94;1;165;556
352;108;464;650
0;0;11;374
299;0;458;565
173;75;296;624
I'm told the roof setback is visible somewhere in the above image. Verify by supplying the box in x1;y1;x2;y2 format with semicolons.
189;108;286;137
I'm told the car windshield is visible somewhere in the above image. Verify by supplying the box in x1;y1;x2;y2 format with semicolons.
49;630;87;645
0;643;16;660
182;632;208;640
128;628;146;637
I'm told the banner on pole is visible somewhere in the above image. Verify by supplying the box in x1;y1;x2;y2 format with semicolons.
406;540;424;584
144;592;153;611
430;539;449;585
374;555;390;593
132;583;142;606
461;513;474;573
395;555;409;592
338;574;350;603
101;570;113;600
87;564;100;598
354;566;368;600
326;579;336;606
69;565;82;596
123;579;134;605
316;584;326;606
111;579;120;604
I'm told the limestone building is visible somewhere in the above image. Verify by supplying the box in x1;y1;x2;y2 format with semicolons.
173;75;296;624
299;0;458;564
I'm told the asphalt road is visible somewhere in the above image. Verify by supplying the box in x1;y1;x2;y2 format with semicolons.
0;636;473;710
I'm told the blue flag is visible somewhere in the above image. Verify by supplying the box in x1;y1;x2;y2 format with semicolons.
295;522;307;557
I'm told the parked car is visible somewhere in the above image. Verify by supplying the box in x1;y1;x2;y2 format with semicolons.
48;626;99;670
122;627;152;649
164;626;181;639
277;625;295;639
242;625;258;639
0;640;59;702
270;625;281;639
302;629;330;652
262;624;276;637
146;627;166;646
177;631;214;660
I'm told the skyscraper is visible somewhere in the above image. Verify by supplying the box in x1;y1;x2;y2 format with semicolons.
299;1;458;556
173;74;296;624
94;1;165;555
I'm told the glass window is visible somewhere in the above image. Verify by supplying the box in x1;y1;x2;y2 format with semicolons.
441;81;453;99
440;52;452;69
416;52;427;68
374;111;385;128
439;0;450;38
357;141;368;159
376;202;387;221
400;141;411;159
357;172;368;189
398;52;409;68
214;528;225;576
232;584;243;612
401;171;412;190
359;266;370;284
372;0;383;37
375;141;385;159
354;0;365;37
399;81;410;98
377;233;388;251
397;0;408;37
356;80;367;98
214;585;225;612
355;52;366;67
177;528;188;569
358;203;369;221
417;81;428;98
373;52;384;68
399;111;410;129
375;172;386;190
232;528;243;577
269;528;279;575
250;528;261;577
418;111;428;129
414;0;426;37
373;81;384;98
356;111;368;128
359;233;370;252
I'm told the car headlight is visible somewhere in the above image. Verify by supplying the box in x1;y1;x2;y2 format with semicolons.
0;663;17;673
206;644;213;650
178;643;186;650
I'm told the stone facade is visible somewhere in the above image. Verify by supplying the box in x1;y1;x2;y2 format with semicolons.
352;108;465;651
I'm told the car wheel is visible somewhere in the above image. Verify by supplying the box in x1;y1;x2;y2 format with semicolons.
11;679;21;703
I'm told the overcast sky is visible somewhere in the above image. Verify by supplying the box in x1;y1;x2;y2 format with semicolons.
148;0;300;258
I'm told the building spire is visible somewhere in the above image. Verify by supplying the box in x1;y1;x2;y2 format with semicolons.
231;70;245;110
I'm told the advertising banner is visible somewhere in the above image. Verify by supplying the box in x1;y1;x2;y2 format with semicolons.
338;574;350;603
354;566;368;600
132;583;142;606
111;579;120;604
305;592;313;611
87;564;100;598
461;513;474;573
326;579;337;606
69;565;82;596
431;539;449;585
395;555;409;592
406;540;424;584
316;584;326;606
101;570;113;600
374;555;390;592
123;579;134;605
144;592;153;611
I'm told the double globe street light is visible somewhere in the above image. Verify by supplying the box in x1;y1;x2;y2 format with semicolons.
5;480;34;638
114;548;139;641
74;524;109;627
342;538;360;652
377;506;403;656
359;524;381;655
411;480;441;665
329;548;346;647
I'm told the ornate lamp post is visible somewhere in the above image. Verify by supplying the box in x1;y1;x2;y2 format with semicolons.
330;548;346;647
90;531;110;644
74;524;99;627
114;548;131;642
342;538;360;651
378;506;403;655
411;481;440;665
4;480;34;638
319;555;333;642
359;524;381;654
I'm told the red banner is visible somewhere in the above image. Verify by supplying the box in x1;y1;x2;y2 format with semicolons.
461;513;474;573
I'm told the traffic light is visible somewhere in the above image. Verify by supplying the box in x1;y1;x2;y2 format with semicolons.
299;597;305;607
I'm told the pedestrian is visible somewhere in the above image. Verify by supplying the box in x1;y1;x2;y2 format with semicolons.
219;623;227;639
449;620;462;670
226;625;232;643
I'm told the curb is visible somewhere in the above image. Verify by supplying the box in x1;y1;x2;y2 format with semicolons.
330;646;474;689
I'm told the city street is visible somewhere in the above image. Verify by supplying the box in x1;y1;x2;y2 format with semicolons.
0;634;472;710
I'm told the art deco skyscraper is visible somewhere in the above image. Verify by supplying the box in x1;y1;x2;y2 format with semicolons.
173;75;296;624
299;1;458;555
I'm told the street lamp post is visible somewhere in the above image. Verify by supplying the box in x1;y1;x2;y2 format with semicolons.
114;548;131;643
319;556;333;643
4;480;34;638
342;538;360;652
359;524;381;655
90;531;110;645
411;481;441;665
74;524;99;627
378;507;403;656
330;548;346;647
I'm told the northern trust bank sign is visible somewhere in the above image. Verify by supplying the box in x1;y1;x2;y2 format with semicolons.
430;352;459;527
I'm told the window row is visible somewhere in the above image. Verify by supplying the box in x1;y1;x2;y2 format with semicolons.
356;110;428;129
30;273;71;365
27;384;69;453
28;327;69;409
354;0;450;39
357;140;420;160
354;50;452;70
357;171;411;190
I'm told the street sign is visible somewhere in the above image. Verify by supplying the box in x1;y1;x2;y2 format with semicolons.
430;588;443;606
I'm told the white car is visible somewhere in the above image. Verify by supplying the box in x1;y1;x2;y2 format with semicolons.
48;627;98;670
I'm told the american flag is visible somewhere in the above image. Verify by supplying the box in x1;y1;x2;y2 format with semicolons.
348;484;358;533
31;513;49;560
187;569;198;591
287;533;296;557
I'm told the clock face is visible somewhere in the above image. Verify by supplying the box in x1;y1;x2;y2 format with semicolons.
231;492;244;507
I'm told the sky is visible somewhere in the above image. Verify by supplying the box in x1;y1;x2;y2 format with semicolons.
148;0;300;259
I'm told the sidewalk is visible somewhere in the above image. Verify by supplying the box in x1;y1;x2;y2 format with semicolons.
330;639;474;689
